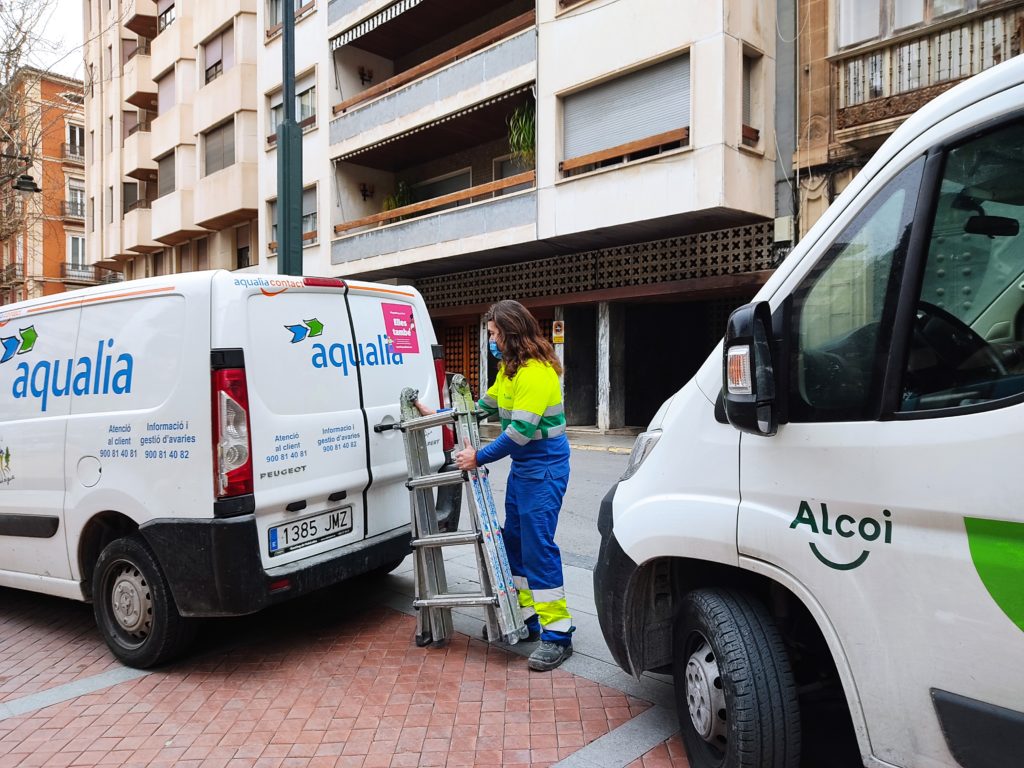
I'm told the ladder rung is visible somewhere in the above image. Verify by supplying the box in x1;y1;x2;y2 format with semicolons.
400;411;457;431
412;531;481;548
407;470;464;490
414;595;497;608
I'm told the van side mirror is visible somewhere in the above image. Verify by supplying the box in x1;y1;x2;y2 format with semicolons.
722;301;777;436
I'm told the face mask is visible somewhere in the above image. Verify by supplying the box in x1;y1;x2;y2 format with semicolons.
488;340;502;360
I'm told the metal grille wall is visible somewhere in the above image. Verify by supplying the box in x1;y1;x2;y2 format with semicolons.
442;323;480;398
419;222;775;309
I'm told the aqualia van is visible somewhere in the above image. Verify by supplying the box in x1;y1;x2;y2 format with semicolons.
0;271;457;668
595;57;1024;768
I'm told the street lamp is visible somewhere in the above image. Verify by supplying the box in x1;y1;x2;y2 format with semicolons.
13;174;41;199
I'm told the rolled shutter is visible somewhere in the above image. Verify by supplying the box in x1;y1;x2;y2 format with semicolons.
563;54;690;160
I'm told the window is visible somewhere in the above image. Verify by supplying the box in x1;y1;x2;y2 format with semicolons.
67;123;85;153
68;235;86;268
157;0;176;33
840;0;970;46
157;70;175;115
197;237;209;270
493;156;531;196
68;180;85;216
269;200;278;246
741;51;762;146
157;152;175;197
838;1;881;47
901;120;1024;413
106;185;114;223
562;54;690;173
302;187;317;244
107;45;113;79
204;120;235;176
269;75;317;137
122;182;138;213
787;158;925;422
413;169;471;212
107;115;113;152
89;196;95;231
204;25;234;84
90;129;95;157
268;0;304;28
236;223;251;268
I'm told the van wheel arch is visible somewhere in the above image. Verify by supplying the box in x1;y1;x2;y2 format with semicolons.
628;557;860;758
79;511;139;601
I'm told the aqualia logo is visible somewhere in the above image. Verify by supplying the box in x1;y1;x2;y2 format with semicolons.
10;339;134;412
311;336;403;376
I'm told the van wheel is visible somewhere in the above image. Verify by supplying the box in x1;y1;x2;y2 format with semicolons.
673;589;800;768
93;535;195;669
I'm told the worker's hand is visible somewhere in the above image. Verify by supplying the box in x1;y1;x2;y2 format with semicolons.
455;437;478;470
414;399;435;416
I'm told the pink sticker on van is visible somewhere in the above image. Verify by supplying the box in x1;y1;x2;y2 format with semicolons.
381;303;419;354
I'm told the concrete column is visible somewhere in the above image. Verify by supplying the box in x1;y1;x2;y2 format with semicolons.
597;302;626;431
478;314;489;399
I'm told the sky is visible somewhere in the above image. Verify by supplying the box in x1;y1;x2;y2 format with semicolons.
28;0;85;79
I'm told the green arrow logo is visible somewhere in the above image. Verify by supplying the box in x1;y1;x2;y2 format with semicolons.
305;318;323;338
18;326;37;353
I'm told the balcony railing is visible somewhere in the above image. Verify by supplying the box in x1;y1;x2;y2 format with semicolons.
62;143;85;163
333;171;535;236
60;263;125;284
125;39;152;62
835;7;1024;129
61;199;86;218
2;264;24;285
331;11;536;116
124;198;152;214
126;121;152;137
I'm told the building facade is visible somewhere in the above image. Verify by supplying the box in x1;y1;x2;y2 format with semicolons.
795;0;1024;237
83;0;260;279
257;0;797;429
0;68;111;304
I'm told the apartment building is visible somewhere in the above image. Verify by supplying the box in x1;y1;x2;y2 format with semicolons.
0;68;115;304
83;0;260;279
795;0;1024;236
259;0;797;429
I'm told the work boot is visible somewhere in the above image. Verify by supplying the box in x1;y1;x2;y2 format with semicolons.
528;641;573;671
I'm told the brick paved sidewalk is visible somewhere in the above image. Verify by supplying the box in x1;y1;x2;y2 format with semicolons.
0;592;686;768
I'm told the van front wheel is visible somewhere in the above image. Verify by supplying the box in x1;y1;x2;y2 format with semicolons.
93;535;195;668
673;589;801;768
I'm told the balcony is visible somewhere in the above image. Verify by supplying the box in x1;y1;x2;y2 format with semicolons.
195;0;255;44
330;9;536;152
61;143;85;165
124;124;157;182
151;189;208;245
151;103;194;159
2;264;24;285
60;264;123;285
123;199;162;253
123;50;157;111
331;172;536;268
833;6;1024;145
194;162;259;229
151;13;194;79
61;199;86;220
193;64;258;135
125;0;158;38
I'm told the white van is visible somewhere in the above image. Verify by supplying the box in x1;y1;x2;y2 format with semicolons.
0;270;457;668
595;58;1024;768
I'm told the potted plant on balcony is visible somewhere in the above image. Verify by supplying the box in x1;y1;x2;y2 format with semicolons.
381;180;412;224
508;101;536;167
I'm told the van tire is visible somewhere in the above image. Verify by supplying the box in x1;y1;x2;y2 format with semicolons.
673;588;800;768
93;535;195;669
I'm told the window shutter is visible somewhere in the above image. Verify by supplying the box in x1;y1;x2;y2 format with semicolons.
563;54;690;160
158;153;175;197
157;71;175;114
742;57;753;126
302;188;316;217
156;0;174;13
206;33;222;68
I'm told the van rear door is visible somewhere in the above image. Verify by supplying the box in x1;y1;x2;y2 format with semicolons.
345;283;443;537
231;277;371;569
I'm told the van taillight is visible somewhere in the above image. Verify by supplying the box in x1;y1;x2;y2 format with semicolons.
212;368;253;498
432;347;455;452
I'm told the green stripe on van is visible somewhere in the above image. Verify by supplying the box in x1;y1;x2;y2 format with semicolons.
965;517;1024;633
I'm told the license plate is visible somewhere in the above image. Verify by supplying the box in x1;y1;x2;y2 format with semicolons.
268;506;353;557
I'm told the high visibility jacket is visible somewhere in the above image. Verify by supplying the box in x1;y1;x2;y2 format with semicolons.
475;360;569;473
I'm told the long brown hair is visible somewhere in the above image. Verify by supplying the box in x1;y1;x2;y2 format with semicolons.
486;300;562;378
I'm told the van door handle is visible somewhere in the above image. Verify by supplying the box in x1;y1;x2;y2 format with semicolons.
374;420;400;433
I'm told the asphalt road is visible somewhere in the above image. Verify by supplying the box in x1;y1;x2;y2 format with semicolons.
480;447;629;571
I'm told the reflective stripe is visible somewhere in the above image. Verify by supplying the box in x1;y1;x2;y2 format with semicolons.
511;409;542;426
545;423;567;438
513;576;530;590
498;407;513;420
542;617;573;632
504;425;531;446
532;587;565;603
543;403;564;417
521;605;538;620
482;394;498;408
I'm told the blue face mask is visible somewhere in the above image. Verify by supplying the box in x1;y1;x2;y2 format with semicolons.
488;340;502;360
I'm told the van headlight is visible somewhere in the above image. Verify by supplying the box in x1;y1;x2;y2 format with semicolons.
620;429;662;481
